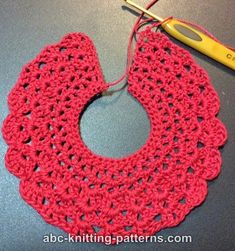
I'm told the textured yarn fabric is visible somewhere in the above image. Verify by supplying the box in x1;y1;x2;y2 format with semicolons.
2;28;227;241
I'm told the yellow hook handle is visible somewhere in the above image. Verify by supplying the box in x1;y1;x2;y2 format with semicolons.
124;0;235;70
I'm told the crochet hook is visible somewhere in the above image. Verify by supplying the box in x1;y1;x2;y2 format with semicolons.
124;0;235;70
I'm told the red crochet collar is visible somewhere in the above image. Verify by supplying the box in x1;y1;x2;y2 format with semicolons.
2;28;227;243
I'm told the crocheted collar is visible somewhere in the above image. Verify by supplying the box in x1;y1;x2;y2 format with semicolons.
2;28;227;242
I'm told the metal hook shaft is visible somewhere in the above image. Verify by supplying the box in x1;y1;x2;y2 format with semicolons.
123;0;164;22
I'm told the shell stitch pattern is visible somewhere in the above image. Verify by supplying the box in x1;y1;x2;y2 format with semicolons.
2;29;227;241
